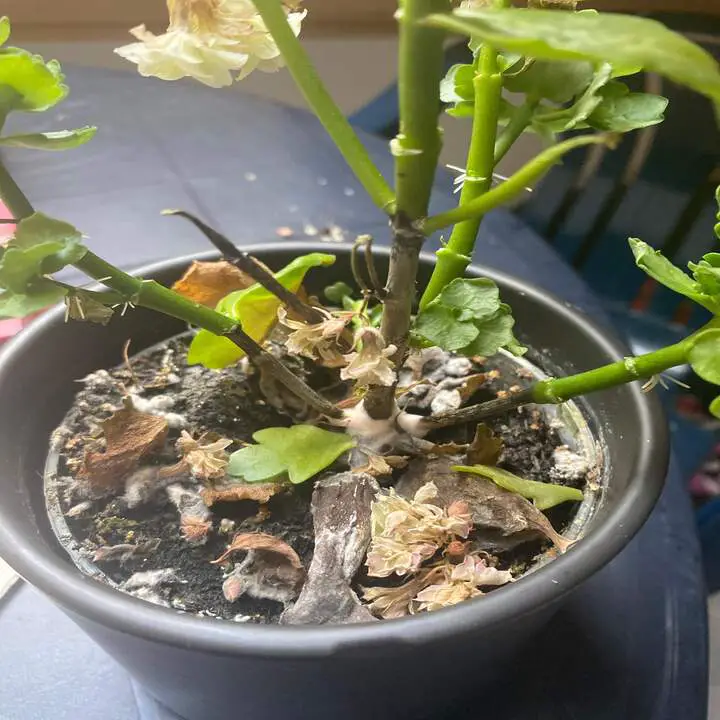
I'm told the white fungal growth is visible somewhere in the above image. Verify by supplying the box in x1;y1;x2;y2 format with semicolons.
550;445;590;482
342;401;428;453
130;393;187;429
122;568;180;591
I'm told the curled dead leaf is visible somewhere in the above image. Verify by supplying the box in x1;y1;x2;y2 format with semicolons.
458;373;487;404
353;454;408;477
171;260;254;307
201;483;283;506
428;441;467;456
79;399;169;488
466;424;504;466
180;514;212;542
212;532;303;569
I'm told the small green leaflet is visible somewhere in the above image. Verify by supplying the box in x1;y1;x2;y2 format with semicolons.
586;82;668;133
629;239;720;314
710;396;720;420
453;464;584;510
228;425;356;485
688;330;720;386
187;252;336;369
0;47;68;113
413;278;525;357
0;17;9;47
0;127;97;151
505;59;595;104
0;213;87;294
425;8;720;107
0;279;66;318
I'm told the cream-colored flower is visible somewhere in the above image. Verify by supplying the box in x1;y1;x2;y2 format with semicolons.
366;482;472;578
277;307;350;367
341;327;397;387
115;0;306;88
176;430;232;479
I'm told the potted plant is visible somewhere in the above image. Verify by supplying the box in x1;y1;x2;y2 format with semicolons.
0;2;719;718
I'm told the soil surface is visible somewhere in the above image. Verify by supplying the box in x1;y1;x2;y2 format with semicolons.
48;334;590;623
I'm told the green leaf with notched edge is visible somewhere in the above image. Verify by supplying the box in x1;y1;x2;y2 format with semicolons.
586;83;668;132
436;278;500;321
460;303;522;357
425;8;720;106
228;425;356;485
710;396;720;420
413;304;480;352
0;279;67;318
0;47;67;112
453;464;584;510
440;63;475;105
187;252;336;370
629;238;717;313
504;59;595;104
688;330;720;386
689;252;720;297
0;127;97;151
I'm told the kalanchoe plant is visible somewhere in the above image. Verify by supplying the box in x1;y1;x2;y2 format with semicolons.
1;1;720;618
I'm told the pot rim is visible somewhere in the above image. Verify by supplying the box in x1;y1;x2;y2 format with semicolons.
0;243;668;657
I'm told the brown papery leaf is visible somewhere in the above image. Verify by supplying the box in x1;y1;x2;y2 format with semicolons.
171;260;254;307
212;532;303;569
79;400;168;488
201;483;283;506
429;441;467;456
458;373;487;404
180;514;212;542
467;423;504;466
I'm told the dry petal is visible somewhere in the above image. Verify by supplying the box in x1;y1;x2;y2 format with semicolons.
362;566;444;619
212;532;303;569
277;307;349;367
341;327;397;387
171;260;254;307
79;400;169;488
201;482;283;506
180;514;212;541
176;430;232;480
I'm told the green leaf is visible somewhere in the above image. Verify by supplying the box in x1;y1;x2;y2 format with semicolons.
629;238;716;312
187;252;336;369
587;83;668;132
0;126;97;151
440;63;475;105
436;278;500;321
425;8;720;106
689;253;720;297
227;425;357;485
504;59;594;103
227;444;289;483
453;464;584;510
460;304;519;357
0;48;67;112
413;304;480;352
715;186;720;241
0;17;9;47
324;281;354;304
688;330;720;386
710;396;720;420
0;280;67;318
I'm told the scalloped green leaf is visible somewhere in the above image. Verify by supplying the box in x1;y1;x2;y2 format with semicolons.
460;303;520;357
504;59;594;104
413;304;480;352
0;279;66;318
453;464;584;510
0;126;97;151
228;425;356;485
425;8;720;106
0;47;67;112
688;330;720;386
187;252;336;369
587;83;668;132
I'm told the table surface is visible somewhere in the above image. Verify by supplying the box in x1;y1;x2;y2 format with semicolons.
0;66;709;720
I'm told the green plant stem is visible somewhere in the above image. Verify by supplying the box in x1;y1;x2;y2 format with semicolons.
494;96;539;165
422;133;614;235
431;337;692;426
363;0;449;419
251;0;395;214
418;45;503;310
0;159;34;219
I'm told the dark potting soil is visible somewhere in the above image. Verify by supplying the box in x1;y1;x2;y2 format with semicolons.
49;335;587;623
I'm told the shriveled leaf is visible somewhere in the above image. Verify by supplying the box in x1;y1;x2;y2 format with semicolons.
227;444;288;483
79;400;169;488
466;424;504;466
587;84;668;132
187;252;335;369
201;482;284;506
65;291;114;325
0;127;96;151
0;47;68;112
688;330;720;386
504;59;594;103
353;455;395;477
454;464;584;510
172;260;255;307
180;515;212;542
212;532;303;569
425;8;720;106
629;238;715;312
458;373;487;403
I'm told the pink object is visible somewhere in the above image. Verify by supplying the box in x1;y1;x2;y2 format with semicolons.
0;201;33;345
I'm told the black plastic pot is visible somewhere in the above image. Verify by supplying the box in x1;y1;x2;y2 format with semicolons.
0;244;668;720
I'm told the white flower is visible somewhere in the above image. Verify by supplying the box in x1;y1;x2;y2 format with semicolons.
115;0;306;88
277;307;350;367
340;327;397;387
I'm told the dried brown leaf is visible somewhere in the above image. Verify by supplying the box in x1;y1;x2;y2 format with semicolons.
428;441;467;456
353;455;394;477
180;514;212;541
458;373;487;403
466;423;504;466
212;532;303;569
171;260;254;307
79;400;168;488
201;483;283;506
